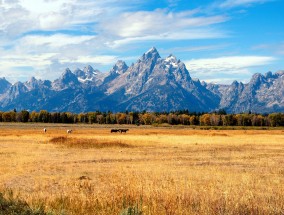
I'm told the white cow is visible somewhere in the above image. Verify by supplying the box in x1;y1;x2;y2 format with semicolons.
67;129;72;134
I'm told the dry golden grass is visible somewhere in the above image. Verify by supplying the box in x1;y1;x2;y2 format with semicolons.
0;123;284;214
49;136;132;149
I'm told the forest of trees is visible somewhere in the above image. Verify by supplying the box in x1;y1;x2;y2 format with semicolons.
0;109;283;127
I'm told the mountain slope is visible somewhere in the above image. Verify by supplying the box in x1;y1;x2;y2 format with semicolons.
105;47;219;112
0;48;283;113
206;71;284;113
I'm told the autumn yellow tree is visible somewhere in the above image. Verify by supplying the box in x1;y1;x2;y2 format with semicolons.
200;114;211;126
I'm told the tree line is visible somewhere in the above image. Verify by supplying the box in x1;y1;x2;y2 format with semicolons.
0;109;283;127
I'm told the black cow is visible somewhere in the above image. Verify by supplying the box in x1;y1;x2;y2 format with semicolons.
119;129;129;133
111;129;120;133
111;129;129;133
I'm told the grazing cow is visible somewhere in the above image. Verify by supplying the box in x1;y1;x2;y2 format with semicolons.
43;128;47;133
120;129;129;133
111;129;119;133
67;129;72;134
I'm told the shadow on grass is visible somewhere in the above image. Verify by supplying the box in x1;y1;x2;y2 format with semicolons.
0;191;48;215
49;136;133;149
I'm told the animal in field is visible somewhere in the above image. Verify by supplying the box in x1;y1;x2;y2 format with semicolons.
111;129;120;133
67;129;72;134
43;128;47;133
111;129;129;133
119;129;129;133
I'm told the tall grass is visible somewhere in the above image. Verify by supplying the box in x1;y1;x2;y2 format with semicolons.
0;190;47;215
0;126;283;214
49;136;132;148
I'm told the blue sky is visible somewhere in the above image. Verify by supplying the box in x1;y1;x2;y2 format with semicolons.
0;0;283;84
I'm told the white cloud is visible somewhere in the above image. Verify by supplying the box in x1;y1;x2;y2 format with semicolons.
0;0;134;35
0;52;59;83
19;34;96;48
0;0;281;84
220;0;271;8
59;55;118;65
185;56;276;84
39;12;68;30
18;0;70;13
100;9;231;49
186;56;276;70
107;29;227;48
102;10;228;38
252;42;284;55
0;53;58;68
161;44;229;54
203;77;250;84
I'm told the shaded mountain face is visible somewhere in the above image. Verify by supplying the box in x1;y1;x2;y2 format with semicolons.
103;60;129;84
0;78;11;94
105;47;219;112
0;48;283;113
206;71;284;113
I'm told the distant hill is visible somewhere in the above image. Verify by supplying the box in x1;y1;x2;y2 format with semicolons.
0;48;283;113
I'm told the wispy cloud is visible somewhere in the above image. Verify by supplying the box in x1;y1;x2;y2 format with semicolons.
0;53;58;67
185;56;276;84
19;34;96;48
107;29;228;48
0;0;140;36
102;9;228;38
160;44;230;54
0;52;58;83
220;0;272;8
59;55;118;65
102;9;228;48
0;0;282;84
0;0;231;82
252;42;284;55
186;56;276;70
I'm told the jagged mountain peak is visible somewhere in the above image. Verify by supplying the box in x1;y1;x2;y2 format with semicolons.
111;60;128;74
73;65;101;84
164;54;180;68
52;68;80;90
0;77;11;85
252;73;262;79
265;71;273;78
62;70;78;82
206;70;284;113
24;76;41;90
146;46;158;54
165;54;177;61
102;61;129;85
0;48;283;113
83;65;96;74
115;60;128;67
74;68;83;75
0;77;11;95
231;80;244;89
141;47;161;62
9;81;28;96
29;76;37;82
250;73;265;86
275;70;284;76
232;80;239;86
62;68;73;77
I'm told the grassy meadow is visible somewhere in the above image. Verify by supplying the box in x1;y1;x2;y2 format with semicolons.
0;123;284;214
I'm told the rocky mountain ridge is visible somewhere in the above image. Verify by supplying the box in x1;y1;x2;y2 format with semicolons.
0;48;283;113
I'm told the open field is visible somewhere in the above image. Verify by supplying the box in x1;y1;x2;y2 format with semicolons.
0;123;284;214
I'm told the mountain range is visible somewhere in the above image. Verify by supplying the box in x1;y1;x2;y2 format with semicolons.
0;47;283;113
